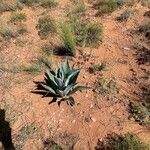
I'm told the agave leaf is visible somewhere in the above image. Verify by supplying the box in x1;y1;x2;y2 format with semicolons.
65;69;80;86
41;83;57;95
67;96;75;106
62;58;70;74
56;89;64;97
45;70;57;85
59;66;65;81
54;76;64;89
64;83;77;96
69;86;90;95
45;70;58;90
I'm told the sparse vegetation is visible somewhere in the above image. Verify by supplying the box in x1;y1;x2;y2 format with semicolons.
71;2;86;14
93;0;124;16
0;0;150;149
37;55;53;69
42;44;54;56
40;0;58;8
19;0;39;6
0;27;19;40
0;0;23;13
129;85;150;126
0;19;27;40
94;78;118;96
10;12;27;23
60;22;76;56
35;59;89;106
95;133;150;150
89;62;107;73
129;102;150;125
43;139;63;150
116;9;131;21
22;63;41;74
36;16;57;39
69;15;103;47
139;22;150;41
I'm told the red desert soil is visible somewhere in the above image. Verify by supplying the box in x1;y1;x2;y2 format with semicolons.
0;0;150;149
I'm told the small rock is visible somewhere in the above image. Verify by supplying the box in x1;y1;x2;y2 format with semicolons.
123;47;130;50
72;120;76;124
91;117;96;122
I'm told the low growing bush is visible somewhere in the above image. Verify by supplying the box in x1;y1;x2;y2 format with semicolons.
36;16;57;39
10;12;27;23
95;133;150;150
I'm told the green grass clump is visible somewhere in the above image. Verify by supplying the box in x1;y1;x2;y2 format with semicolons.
40;0;58;8
95;133;150;150
94;0;123;16
22;63;41;74
10;12;27;23
69;15;103;47
36;16;57;39
85;22;103;46
60;22;76;56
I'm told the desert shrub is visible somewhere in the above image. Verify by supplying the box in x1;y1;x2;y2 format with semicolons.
36;16;57;39
19;0;39;6
10;12;27;23
69;15;103;47
89;62;107;73
40;0;58;8
94;78;118;96
0;0;23;13
129;85;150;125
44;139;63;150
0;27;19;40
95;133;150;150
93;0;124;16
85;22;103;46
35;59;89;106
139;22;150;41
134;45;150;65
129;102;150;125
60;23;76;56
116;9;131;21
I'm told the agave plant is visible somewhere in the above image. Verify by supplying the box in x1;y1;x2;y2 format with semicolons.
36;59;89;106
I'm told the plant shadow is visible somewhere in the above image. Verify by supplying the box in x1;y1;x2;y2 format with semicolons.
0;109;15;150
32;81;61;105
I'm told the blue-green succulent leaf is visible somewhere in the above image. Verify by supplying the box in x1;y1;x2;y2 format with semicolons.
64;83;76;96
69;86;90;95
41;83;56;95
65;69;80;86
62;58;70;74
